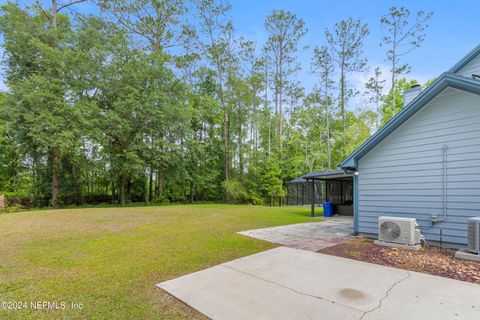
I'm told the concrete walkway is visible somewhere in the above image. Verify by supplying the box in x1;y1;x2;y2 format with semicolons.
238;216;353;251
158;247;480;320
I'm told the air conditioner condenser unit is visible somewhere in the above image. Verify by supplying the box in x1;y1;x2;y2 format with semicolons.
467;217;480;254
375;216;424;250
454;217;480;261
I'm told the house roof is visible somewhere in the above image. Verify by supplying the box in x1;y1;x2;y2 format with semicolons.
289;174;309;183
303;170;324;179
340;72;480;169
288;169;350;183
298;169;350;182
448;44;480;74
304;169;347;179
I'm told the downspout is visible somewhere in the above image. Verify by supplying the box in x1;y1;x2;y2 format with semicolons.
353;160;359;235
432;145;448;223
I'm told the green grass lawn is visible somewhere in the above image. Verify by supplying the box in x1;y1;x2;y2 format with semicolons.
0;204;318;319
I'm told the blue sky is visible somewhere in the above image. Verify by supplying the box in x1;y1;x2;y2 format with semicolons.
2;0;479;108
226;0;479;104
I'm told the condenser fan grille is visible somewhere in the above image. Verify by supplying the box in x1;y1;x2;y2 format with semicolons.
380;221;401;240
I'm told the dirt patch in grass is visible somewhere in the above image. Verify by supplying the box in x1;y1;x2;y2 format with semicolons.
319;237;480;284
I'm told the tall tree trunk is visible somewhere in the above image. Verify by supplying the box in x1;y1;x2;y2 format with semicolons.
127;178;131;198
340;63;346;158
222;94;230;202
111;179;115;204
149;164;153;201
376;94;380;129
391;29;397;116
238;102;244;178
225;117;231;183
205;24;230;199
326;105;331;170
268;118;271;159
158;166;164;196
144;168;149;205
155;170;159;196
279;46;283;156
250;73;256;154
50;147;61;209
319;130;324;169
50;0;60;208
119;174;126;206
391;56;395;116
189;180;194;203
325;81;332;170
51;0;58;29
265;64;271;158
71;160;81;205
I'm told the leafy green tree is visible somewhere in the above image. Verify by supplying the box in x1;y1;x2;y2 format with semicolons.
365;67;386;129
239;39;264;158
194;0;235;191
0;91;21;192
285;92;323;175
344;109;376;156
264;9;307;156
380;77;418;125
0;3;87;207
100;0;193;51
258;156;284;200
325;17;369;157
381;6;433;109
0;1;439;208
311;46;335;169
96;32;188;204
102;0;194;203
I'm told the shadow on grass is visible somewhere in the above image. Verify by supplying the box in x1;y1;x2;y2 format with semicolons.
0;201;222;214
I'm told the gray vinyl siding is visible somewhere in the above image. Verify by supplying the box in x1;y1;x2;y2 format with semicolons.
456;53;480;78
357;87;480;248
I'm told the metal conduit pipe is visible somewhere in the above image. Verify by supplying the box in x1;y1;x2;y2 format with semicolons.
432;144;448;223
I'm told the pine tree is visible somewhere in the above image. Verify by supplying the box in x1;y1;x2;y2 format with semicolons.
311;46;335;169
380;6;432;114
325;18;369;157
264;10;307;157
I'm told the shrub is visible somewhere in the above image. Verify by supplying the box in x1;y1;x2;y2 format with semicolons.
4;192;49;208
223;179;247;203
223;179;263;204
151;196;170;205
2;204;25;213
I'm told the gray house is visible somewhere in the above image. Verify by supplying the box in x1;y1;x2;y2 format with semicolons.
341;45;480;249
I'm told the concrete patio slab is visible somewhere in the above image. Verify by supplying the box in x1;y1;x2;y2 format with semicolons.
222;246;407;313
159;263;361;320
157;247;480;320
238;216;353;251
365;271;480;320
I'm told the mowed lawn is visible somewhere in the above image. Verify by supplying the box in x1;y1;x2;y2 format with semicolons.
0;204;317;319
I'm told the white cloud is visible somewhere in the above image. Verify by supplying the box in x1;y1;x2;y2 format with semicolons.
349;62;435;112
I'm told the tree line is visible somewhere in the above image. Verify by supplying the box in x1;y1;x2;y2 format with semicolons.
0;1;432;208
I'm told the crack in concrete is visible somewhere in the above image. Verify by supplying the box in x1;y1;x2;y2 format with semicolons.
222;264;364;315
359;271;411;320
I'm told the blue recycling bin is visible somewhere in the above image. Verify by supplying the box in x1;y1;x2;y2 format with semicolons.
323;202;334;217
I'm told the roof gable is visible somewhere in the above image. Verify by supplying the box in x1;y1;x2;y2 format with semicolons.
449;45;480;74
340;73;480;169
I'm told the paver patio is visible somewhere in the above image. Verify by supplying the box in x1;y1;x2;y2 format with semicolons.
238;216;353;251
